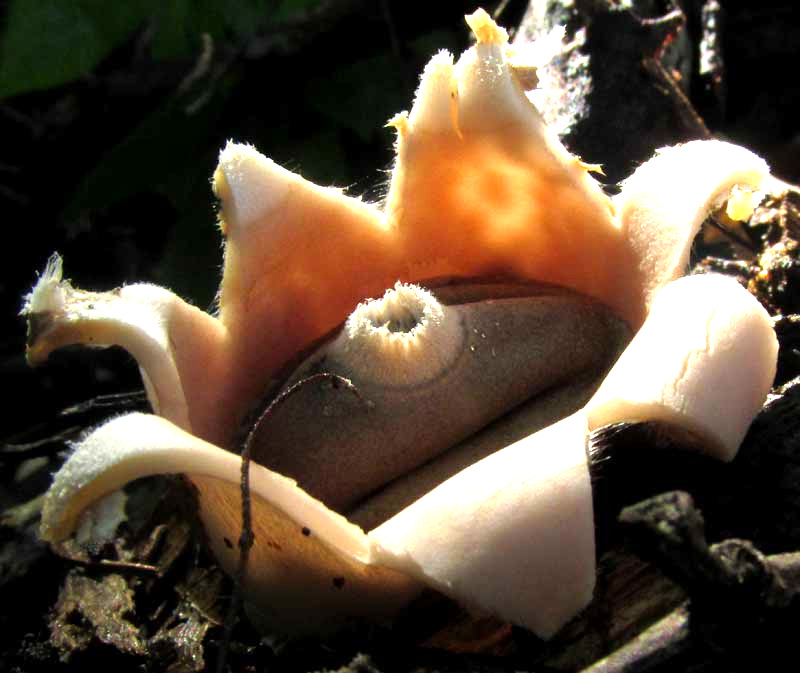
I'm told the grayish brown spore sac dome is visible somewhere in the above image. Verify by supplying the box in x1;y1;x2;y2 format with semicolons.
246;282;630;518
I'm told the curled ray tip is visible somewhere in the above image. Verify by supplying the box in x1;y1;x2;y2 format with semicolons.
576;159;606;176
213;140;292;232
386;111;410;133
22;252;66;316
726;184;763;221
426;49;455;72
465;8;508;44
407;49;457;135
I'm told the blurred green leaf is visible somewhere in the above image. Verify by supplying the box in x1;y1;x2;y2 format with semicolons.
156;172;225;310
65;103;212;215
0;0;149;98
148;0;273;60
0;0;274;98
290;129;350;186
409;29;461;61
306;51;409;141
304;30;464;144
275;0;323;20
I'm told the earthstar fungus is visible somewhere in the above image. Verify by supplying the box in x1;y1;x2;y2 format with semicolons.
24;9;778;638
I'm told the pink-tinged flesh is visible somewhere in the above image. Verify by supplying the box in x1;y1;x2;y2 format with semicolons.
40;407;594;637
616;140;769;324
22;258;227;439
40;413;422;633
586;274;778;460
369;410;594;639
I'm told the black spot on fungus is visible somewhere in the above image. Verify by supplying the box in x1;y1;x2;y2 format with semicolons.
223;537;233;549
301;527;311;536
333;577;346;589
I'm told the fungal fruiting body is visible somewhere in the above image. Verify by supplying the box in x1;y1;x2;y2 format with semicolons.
24;9;778;638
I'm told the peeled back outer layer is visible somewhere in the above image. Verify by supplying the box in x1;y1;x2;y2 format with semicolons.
25;9;779;641
586;274;778;460
41;411;594;638
37;275;776;637
369;411;594;638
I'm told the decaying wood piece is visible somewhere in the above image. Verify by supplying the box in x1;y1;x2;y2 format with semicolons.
590;490;800;672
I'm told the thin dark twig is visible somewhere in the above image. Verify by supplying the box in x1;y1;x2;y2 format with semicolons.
214;372;362;673
215;446;255;672
704;215;760;254
2;390;149;453
380;0;402;60
581;604;690;673
493;0;513;20
97;559;160;574
59;390;149;416
1;426;81;457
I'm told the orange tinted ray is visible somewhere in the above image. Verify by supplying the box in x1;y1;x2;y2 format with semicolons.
390;134;640;323
214;133;640;446
217;178;405;446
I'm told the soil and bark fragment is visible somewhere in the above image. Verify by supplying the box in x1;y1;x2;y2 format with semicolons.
51;571;146;657
601;490;800;672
